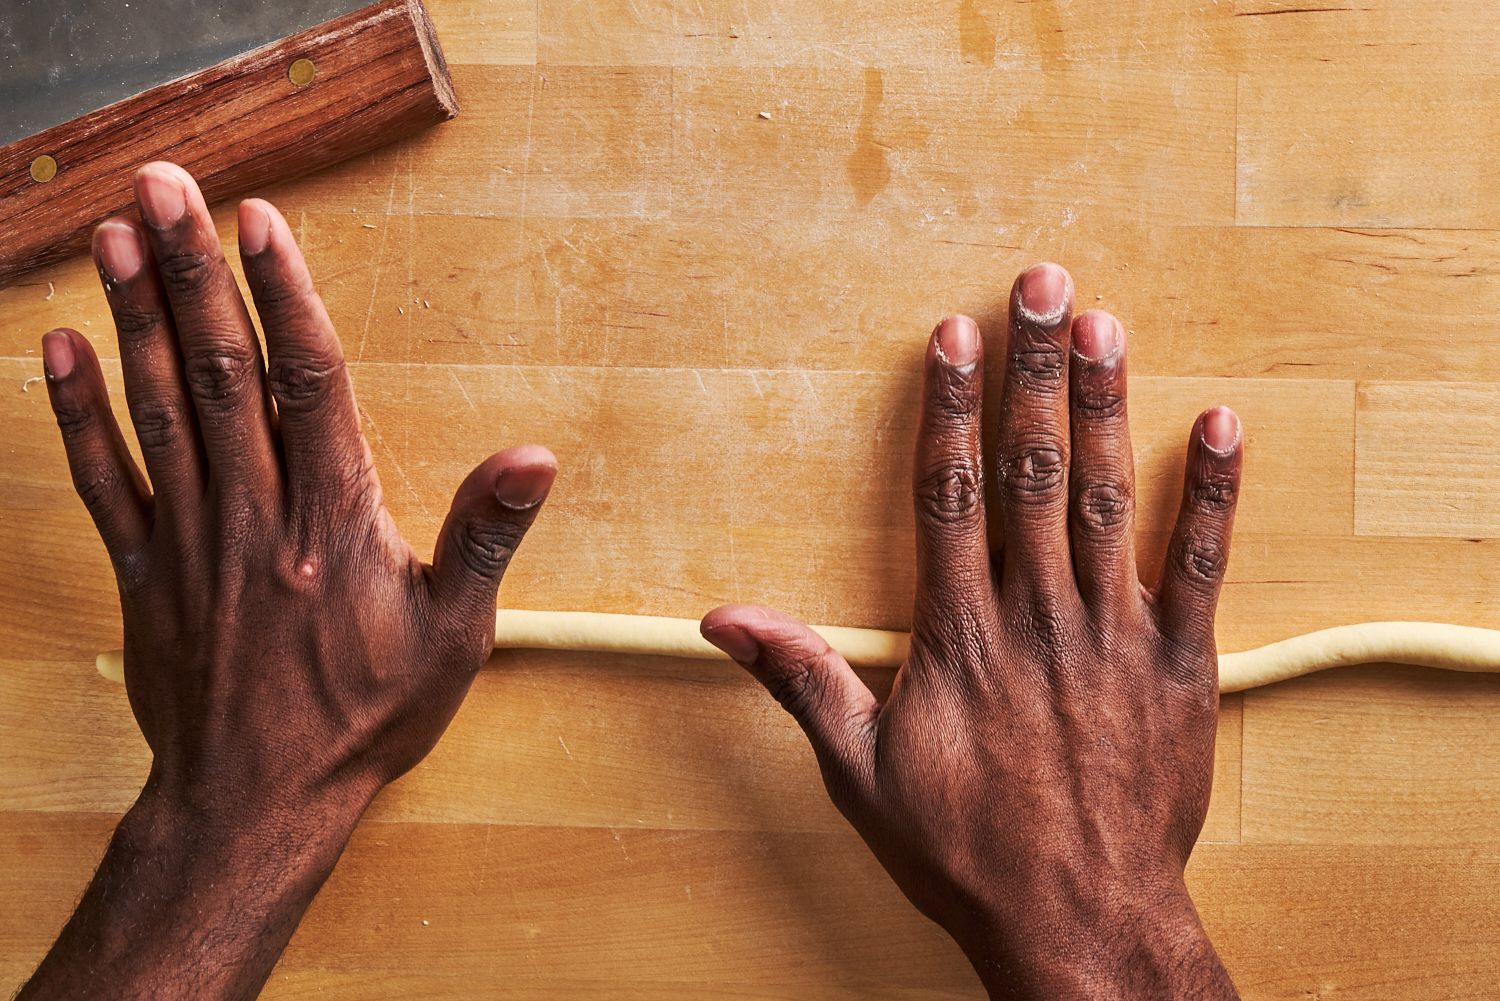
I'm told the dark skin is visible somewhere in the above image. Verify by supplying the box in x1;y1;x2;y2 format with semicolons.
702;264;1244;999
27;163;1237;999
24;162;556;1000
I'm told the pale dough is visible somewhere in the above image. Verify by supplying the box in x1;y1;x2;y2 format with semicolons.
93;614;1500;693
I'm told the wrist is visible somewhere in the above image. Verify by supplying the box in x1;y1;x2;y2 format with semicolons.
956;879;1235;1001
121;772;369;889
18;776;371;999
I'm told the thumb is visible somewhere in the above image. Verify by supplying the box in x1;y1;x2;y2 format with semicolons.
701;604;878;785
431;445;557;628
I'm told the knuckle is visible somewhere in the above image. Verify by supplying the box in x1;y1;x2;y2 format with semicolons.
927;366;981;425
914;461;982;525
155;249;220;299
1001;440;1066;504
112;549;153;596
915;601;989;666
252;269;318;317
1174;530;1226;587
52;399;95;442
184;346;257;406
267;353;344;409
73;459;125;510
110;299;165;343
1156;630;1219;694
1003;588;1076;665
334;445;379;501
1073;378;1124;421
457;519;527;580
1025;593;1072;653
1075;480;1131;533
127;398;187;452
1011;344;1066;388
1190;472;1238;514
763;650;828;719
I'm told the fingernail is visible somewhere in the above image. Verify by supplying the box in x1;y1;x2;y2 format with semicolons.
94;222;145;282
42;330;75;380
135;165;187;229
934;315;979;370
494;463;556;510
239;200;273;256
1072;310;1121;361
1017;262;1070;326
702;623;760;664
1202;407;1240;455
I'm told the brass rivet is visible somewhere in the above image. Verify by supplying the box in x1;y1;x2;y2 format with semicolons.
288;58;317;87
30;154;58;183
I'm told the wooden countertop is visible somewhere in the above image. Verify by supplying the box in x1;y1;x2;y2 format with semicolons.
2;0;1498;996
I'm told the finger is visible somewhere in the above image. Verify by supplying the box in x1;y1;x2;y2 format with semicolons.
701;604;878;790
133;162;277;491
93;218;206;511
1156;407;1243;638
237;199;365;512
1067;310;1140;615
42;330;151;563
912;315;993;621
997;263;1075;596
430;446;557;633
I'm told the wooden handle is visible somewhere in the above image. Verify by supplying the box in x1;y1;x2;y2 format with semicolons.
0;0;456;288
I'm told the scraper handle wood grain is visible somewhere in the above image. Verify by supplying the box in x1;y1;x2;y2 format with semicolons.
0;0;456;288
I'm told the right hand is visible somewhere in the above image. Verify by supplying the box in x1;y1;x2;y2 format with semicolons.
702;264;1242;999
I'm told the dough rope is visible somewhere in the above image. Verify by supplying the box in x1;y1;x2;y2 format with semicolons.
94;614;1500;693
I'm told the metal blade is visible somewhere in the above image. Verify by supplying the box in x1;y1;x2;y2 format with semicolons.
0;0;373;146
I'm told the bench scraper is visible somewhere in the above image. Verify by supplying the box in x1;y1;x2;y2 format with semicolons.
0;0;457;287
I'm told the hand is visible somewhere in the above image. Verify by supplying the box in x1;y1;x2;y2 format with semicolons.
25;161;555;1000
702;264;1242;1000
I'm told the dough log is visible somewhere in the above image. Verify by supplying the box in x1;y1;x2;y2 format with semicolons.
94;614;1500;693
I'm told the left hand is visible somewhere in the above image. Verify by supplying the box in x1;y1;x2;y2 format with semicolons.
43;162;554;835
24;161;555;1000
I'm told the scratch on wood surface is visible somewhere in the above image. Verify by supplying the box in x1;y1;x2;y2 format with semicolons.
511;72;541;324
799;370;822;406
513;365;536;396
558;725;599;796
449;369;478;414
727;530;742;600
359;405;432;520
609;828;633;862
354;160;402;363
1235;6;1365;15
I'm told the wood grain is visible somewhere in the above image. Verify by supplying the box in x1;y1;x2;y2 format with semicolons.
1236;52;1500;228
12;217;1500;382
0;0;457;287
4;0;1500;997
1242;666;1500;845
2;815;1497;999
1355;382;1500;538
